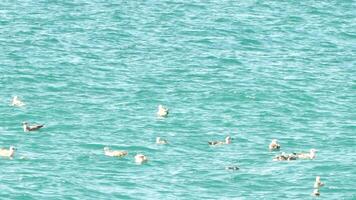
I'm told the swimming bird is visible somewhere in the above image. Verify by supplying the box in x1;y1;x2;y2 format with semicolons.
157;105;169;117
11;96;25;107
208;136;232;146
103;147;128;157
296;149;317;160
225;166;239;170
0;146;16;159
269;139;281;151
135;154;148;164
156;137;168;144
312;188;320;196
22;122;44;132
314;176;324;188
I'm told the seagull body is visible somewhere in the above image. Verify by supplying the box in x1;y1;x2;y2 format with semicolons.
274;149;317;161
135;154;148;164
23;122;44;132
208;136;232;146
11;96;25;107
0;146;16;159
296;149;317;159
104;147;128;157
157;105;169;117
269;139;281;151
156;137;168;145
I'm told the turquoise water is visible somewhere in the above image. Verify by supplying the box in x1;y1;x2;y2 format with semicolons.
0;0;355;199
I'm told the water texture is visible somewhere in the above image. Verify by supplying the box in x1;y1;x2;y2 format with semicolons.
0;0;355;199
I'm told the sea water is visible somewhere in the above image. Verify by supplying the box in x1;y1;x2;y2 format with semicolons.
0;1;355;199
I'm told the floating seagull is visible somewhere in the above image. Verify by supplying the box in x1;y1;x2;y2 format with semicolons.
157;105;169;117
135;154;148;164
103;147;128;157
11;96;25;107
0;146;16;159
208;136;232;146
23;122;44;132
225;166;239;171
296;149;317;160
156;137;168;145
312;188;320;196
269;139;281;151
314;176;324;188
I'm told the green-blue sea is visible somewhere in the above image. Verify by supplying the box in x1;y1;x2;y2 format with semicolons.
0;1;355;199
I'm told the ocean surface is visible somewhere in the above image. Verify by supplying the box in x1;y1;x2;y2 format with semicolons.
0;0;355;199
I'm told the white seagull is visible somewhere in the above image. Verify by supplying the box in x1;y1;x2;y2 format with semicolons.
135;154;148;164
157;105;169;117
269;139;281;151
0;146;16;159
296;149;318;160
208;136;232;146
156;137;168;145
11;96;25;107
103;147;128;157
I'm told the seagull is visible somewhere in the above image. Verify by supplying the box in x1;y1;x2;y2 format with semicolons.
135;154;148;164
23;122;44;132
296;149;318;159
157;105;169;117
11;96;25;107
225;166;239;170
103;147;128;157
208;136;232;146
269;139;281;151
314;176;324;188
0;146;16;159
156;137;168;144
